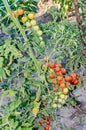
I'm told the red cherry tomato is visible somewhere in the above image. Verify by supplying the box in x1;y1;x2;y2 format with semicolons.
39;119;44;125
46;121;51;125
44;125;50;130
49;74;55;79
54;67;60;72
61;68;66;75
48;63;56;69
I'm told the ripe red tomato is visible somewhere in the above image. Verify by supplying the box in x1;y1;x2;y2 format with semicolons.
59;83;66;90
48;63;56;69
70;77;76;84
44;125;50;130
54;67;60;72
74;79;79;85
57;80;62;84
61;68;66;75
49;74;55;79
57;63;62;68
52;80;57;85
70;72;77;78
46;121;51;125
57;76;63;81
56;71;61;76
39;119;44;125
64;76;71;82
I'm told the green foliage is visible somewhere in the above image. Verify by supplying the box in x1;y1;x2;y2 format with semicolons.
0;0;83;130
40;20;83;70
79;0;86;42
0;0;38;12
53;0;74;18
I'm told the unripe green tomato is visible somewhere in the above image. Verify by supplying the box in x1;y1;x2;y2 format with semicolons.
39;37;43;41
33;25;39;31
40;41;45;46
53;96;58;101
30;20;36;26
58;98;63;103
57;104;62;108
60;94;65;99
37;30;43;36
56;92;62;96
63;88;68;95
24;72;28;78
52;103;57;108
64;95;68;100
61;99;66;104
26;22;31;27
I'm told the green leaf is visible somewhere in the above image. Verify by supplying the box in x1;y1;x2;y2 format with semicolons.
0;68;6;80
5;99;21;111
1;24;8;35
2;90;15;97
0;57;4;68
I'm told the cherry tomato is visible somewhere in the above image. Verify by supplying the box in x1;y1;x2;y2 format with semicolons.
74;79;79;85
56;71;61;76
57;80;62;84
63;88;68;94
52;80;57;85
46;121;51;125
17;9;24;16
49;74;55;79
44;125;50;130
57;76;63;81
59;83;66;90
39;119;44;125
42;64;48;70
48;63;56;69
57;63;62;68
54;67;60;72
28;13;34;19
61;68;66;75
70;72;77;78
64;76;71;82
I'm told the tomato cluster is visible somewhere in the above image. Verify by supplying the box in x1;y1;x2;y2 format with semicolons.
42;61;79;109
39;116;51;130
13;9;45;47
48;62;79;89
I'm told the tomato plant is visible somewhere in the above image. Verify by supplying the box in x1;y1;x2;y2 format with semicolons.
0;0;83;130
